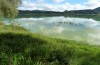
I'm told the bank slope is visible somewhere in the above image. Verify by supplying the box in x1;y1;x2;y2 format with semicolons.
0;23;100;65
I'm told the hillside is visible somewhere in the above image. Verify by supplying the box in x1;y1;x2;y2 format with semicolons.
18;10;63;16
18;7;100;15
94;7;100;13
64;9;98;15
0;22;100;65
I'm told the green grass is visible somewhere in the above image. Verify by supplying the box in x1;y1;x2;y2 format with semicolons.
0;22;100;65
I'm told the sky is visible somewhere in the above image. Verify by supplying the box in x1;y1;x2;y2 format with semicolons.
18;0;100;11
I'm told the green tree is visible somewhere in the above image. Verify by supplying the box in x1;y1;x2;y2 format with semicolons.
0;0;21;18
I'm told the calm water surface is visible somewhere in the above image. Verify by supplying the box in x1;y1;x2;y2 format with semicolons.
5;16;100;45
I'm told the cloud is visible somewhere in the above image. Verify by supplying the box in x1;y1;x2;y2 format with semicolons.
36;0;44;2
18;0;100;11
85;0;100;9
21;1;37;8
52;0;65;3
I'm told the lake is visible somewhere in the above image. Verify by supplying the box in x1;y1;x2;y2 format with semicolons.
4;16;100;45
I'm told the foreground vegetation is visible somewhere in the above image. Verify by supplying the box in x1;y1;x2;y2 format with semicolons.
0;0;100;65
0;22;100;65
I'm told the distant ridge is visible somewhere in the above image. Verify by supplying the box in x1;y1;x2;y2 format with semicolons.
18;7;100;15
94;7;100;13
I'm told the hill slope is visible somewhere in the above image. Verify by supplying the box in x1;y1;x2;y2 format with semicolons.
18;7;100;15
0;22;100;65
94;7;100;13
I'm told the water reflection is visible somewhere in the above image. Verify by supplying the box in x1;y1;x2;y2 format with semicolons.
5;16;100;45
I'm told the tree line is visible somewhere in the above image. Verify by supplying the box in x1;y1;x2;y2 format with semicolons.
18;7;100;16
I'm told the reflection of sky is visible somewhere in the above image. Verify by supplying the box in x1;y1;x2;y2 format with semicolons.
12;16;100;45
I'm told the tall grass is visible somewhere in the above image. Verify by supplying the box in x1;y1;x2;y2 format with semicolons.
0;23;100;65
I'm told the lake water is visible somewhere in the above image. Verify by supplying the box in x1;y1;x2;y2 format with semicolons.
5;16;100;45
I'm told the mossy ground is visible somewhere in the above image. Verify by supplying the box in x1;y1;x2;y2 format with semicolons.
0;22;100;65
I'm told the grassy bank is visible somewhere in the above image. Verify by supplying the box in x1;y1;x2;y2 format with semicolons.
0;22;100;65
